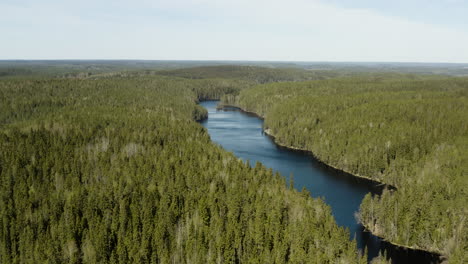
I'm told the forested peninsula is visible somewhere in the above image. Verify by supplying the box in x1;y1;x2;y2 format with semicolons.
221;75;468;263
0;74;368;263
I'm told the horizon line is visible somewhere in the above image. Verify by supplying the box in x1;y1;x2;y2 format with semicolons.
1;59;467;65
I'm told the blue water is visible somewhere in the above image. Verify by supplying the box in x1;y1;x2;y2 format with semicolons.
200;101;441;264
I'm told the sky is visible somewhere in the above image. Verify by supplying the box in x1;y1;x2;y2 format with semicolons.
1;0;468;62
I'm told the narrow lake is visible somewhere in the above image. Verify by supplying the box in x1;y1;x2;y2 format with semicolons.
200;101;441;264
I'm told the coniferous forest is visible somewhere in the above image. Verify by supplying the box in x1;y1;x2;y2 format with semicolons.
222;74;468;263
0;72;366;263
1;64;467;263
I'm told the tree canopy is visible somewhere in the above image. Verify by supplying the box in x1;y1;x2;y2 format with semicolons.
0;75;365;263
222;75;468;263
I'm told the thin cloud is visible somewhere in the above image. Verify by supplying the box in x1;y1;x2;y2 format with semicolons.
0;0;467;62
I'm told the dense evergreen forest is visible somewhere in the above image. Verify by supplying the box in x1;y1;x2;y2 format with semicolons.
2;61;468;80
153;66;342;83
221;76;468;263
0;75;369;263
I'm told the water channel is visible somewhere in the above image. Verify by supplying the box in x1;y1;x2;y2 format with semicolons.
200;101;441;263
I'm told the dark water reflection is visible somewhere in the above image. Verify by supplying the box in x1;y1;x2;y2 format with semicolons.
200;101;441;264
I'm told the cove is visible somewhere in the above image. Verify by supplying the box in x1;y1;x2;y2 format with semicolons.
200;101;441;264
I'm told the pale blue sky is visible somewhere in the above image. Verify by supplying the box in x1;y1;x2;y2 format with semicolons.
1;0;467;62
330;0;468;29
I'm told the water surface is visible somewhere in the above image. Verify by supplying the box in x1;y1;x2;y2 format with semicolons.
200;101;440;263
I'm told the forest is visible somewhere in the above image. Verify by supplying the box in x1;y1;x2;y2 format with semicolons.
0;74;369;263
2;63;466;263
221;75;468;263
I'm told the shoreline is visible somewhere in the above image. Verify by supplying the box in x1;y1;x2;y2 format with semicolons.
218;103;393;188
361;222;446;262
262;128;392;189
217;102;444;261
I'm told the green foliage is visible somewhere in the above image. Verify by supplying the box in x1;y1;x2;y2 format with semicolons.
186;78;253;101
0;76;365;263
369;252;391;264
154;65;342;83
222;75;468;261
